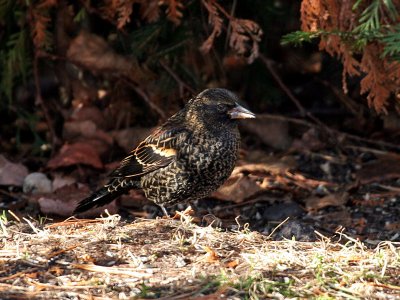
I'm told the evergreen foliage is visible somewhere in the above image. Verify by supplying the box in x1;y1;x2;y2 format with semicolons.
283;0;400;112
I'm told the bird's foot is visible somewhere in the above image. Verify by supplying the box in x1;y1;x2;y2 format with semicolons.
159;205;170;218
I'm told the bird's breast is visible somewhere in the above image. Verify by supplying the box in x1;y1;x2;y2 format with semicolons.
179;132;240;177
141;130;240;206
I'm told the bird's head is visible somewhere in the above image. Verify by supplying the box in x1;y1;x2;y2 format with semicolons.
186;88;255;129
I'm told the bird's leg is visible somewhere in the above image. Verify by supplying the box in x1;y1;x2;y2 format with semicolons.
159;205;170;217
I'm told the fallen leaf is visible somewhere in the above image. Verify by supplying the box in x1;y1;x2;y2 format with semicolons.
111;127;153;153
304;192;348;212
63;120;97;140
37;184;117;216
356;154;400;184
63;120;113;145
225;259;239;268
241;118;292;150
47;142;103;169
291;128;326;152
234;160;295;176
0;155;28;186
67;31;151;84
202;246;219;263
213;173;262;203
70;105;106;129
49;266;64;276
52;173;76;191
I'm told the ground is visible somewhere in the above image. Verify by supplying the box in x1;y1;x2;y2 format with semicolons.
1;214;399;299
1;113;400;299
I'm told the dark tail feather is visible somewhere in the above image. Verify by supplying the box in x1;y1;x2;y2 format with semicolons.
74;186;128;214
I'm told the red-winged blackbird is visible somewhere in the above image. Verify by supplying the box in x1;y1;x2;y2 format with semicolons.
74;88;255;215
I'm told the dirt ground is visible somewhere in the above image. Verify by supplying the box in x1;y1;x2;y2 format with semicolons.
1;117;400;299
1;214;399;299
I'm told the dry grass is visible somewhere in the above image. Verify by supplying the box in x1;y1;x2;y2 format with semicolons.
0;212;399;299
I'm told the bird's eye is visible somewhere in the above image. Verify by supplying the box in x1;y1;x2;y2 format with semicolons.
217;104;226;112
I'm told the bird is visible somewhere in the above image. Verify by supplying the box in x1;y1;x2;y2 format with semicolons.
74;88;255;216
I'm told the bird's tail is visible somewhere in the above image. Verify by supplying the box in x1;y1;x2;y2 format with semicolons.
74;179;140;214
73;186;124;214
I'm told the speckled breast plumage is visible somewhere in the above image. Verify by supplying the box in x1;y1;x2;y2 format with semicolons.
141;130;240;206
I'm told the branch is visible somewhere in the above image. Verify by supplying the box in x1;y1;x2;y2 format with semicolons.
33;52;60;154
123;79;166;120
159;61;195;95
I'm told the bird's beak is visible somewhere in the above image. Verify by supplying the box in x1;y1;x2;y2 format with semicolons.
228;103;256;119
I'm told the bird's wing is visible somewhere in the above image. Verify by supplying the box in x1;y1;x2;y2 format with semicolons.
109;125;185;179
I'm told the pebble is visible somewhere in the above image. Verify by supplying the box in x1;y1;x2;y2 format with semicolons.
23;172;52;194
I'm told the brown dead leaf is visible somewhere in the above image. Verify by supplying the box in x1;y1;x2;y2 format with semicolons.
172;206;194;219
52;173;76;191
63;120;97;140
85;138;113;158
223;54;247;70
213;159;297;202
213;173;262;203
111;127;153;153
67;31;150;84
63;120;113;157
202;246;219;263
37;184;117;216
241;118;292;150
291;128;326;152
26;272;38;279
356;154;400;184
70;105;106;129
304;192;348;212
225;259;239;268
234;159;296;175
0;155;29;186
49;266;64;276
47;142;103;169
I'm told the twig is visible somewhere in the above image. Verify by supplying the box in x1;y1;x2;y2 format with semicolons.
224;0;237;50
267;217;290;239
258;112;400;152
371;282;400;291
123;80;166;120
340;132;400;151
374;184;400;193
344;145;392;156
317;78;363;117
8;210;21;222
259;54;400;152
23;217;41;234
72;264;154;277
259;54;307;117
215;196;294;211
259;54;339;135
159;61;195;95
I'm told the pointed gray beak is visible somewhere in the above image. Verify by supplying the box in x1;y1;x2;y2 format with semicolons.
228;103;256;119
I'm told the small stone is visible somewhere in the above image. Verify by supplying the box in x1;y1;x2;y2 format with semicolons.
23;172;52;194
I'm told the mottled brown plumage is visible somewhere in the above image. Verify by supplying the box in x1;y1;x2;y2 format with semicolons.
74;88;255;215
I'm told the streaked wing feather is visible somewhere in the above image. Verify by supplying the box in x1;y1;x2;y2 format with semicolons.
109;126;183;179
